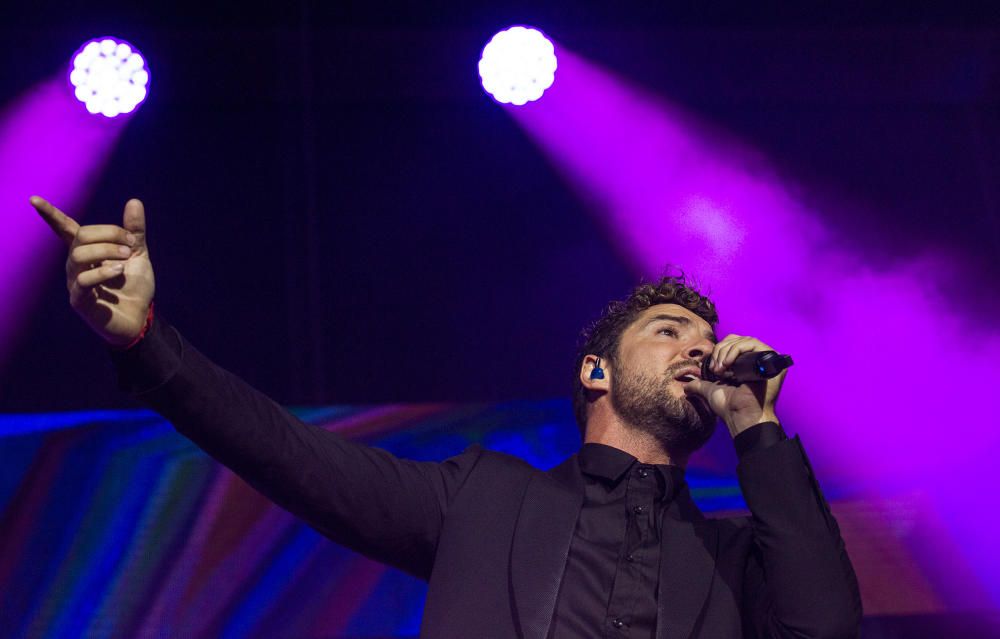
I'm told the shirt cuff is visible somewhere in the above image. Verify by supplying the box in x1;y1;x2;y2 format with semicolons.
108;312;183;395
734;421;787;459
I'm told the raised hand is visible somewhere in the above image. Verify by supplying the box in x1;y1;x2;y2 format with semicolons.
31;196;155;347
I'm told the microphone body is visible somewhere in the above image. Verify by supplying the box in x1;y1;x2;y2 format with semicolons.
701;351;793;384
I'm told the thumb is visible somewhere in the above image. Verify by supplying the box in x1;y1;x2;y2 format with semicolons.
122;198;147;245
682;378;711;399
683;379;723;416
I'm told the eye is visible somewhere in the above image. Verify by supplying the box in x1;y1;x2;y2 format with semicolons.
658;327;678;337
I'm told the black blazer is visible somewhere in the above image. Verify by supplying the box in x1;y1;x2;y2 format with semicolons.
115;317;862;639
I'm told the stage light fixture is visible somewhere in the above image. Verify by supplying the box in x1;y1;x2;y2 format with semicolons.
478;26;557;106
69;37;150;118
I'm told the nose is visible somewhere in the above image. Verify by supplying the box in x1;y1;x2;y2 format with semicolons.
686;337;715;362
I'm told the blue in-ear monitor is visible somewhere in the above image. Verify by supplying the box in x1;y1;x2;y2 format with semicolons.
590;358;605;380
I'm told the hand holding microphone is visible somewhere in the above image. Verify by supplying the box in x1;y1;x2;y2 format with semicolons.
683;334;792;436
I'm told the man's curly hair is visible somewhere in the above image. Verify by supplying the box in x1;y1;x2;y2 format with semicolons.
572;272;719;433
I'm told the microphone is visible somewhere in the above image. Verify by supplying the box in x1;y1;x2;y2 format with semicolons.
701;351;793;384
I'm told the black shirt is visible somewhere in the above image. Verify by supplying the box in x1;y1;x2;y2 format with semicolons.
549;423;785;638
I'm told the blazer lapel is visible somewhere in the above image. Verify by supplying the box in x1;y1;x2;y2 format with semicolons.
510;456;584;639
656;486;719;639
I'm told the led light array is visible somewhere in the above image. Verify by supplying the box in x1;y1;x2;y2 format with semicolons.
70;37;149;118
478;26;557;106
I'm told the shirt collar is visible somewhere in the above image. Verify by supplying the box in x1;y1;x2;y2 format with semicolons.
578;443;686;502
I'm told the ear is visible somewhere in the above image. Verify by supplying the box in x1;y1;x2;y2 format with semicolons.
580;354;610;392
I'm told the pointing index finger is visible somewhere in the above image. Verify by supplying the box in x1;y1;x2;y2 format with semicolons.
30;196;80;246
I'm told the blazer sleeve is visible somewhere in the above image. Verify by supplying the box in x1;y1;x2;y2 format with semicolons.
110;314;482;580
736;434;862;639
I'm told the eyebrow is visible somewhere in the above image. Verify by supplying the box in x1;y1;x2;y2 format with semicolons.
645;314;718;344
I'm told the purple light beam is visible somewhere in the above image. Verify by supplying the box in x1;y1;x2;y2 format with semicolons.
505;48;1000;608
0;76;128;364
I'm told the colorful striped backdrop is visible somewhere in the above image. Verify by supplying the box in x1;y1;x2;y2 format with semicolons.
0;401;979;637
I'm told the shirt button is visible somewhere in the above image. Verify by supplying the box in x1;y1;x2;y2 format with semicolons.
633;505;645;515
612;618;626;629
626;553;635;562
637;467;650;478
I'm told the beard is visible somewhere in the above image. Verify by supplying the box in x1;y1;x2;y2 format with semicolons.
610;360;717;456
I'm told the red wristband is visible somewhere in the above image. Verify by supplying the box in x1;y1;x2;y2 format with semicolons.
124;301;155;350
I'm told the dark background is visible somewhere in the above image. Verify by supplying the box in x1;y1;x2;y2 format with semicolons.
2;2;999;412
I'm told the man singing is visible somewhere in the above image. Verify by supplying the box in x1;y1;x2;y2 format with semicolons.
31;196;861;638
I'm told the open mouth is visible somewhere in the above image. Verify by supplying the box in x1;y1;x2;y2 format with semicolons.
673;367;701;383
